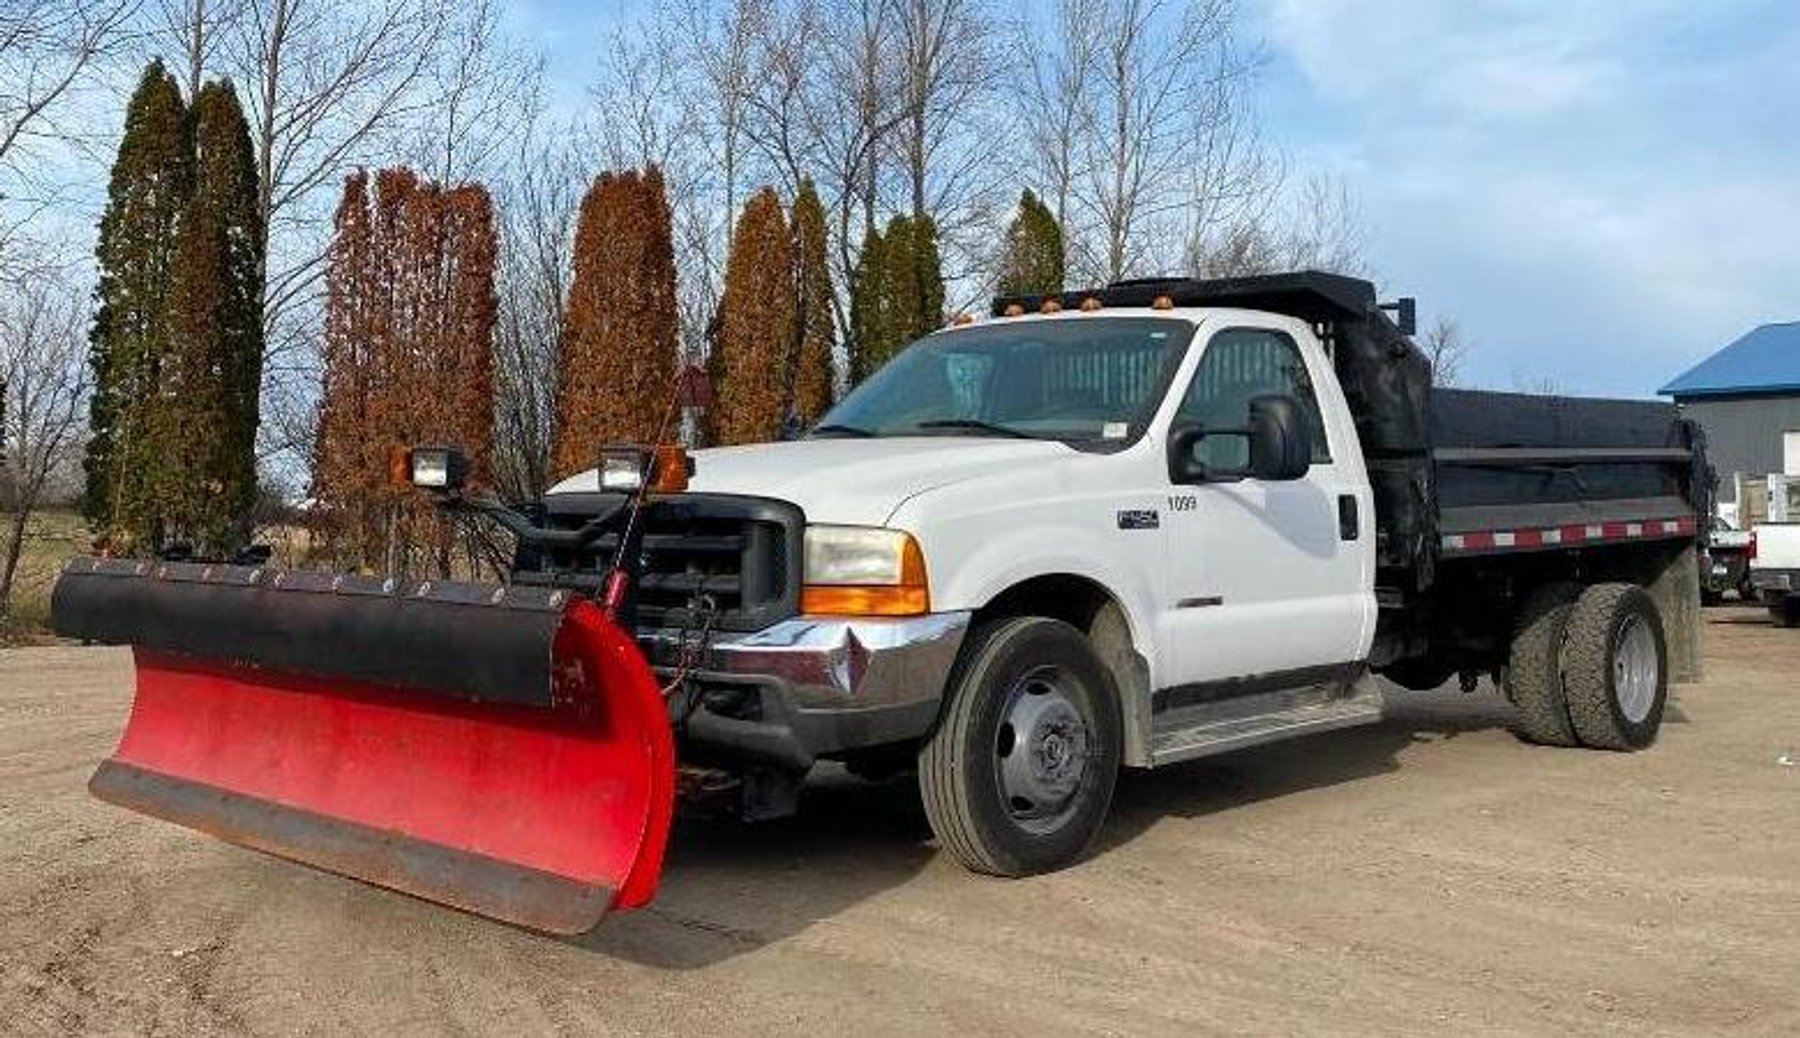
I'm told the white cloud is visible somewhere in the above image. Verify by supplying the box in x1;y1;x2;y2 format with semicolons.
1259;0;1800;395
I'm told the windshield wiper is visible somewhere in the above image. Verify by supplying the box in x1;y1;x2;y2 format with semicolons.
810;422;876;438
911;418;1034;439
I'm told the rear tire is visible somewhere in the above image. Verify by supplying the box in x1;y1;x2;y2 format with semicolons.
1771;598;1800;628
918;617;1122;877
1504;582;1582;747
1562;584;1668;751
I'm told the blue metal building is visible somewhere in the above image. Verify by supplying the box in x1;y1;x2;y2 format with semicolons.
1660;322;1800;490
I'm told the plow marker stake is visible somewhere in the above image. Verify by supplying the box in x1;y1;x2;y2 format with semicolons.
56;560;674;934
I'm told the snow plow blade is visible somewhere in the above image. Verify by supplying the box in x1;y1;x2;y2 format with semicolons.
53;557;674;935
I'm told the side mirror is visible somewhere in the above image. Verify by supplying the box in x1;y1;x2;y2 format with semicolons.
1166;394;1312;484
1245;395;1312;481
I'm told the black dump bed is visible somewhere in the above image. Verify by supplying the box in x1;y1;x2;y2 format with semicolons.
992;272;1711;595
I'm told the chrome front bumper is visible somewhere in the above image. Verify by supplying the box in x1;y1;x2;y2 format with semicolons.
643;611;972;713
641;612;972;768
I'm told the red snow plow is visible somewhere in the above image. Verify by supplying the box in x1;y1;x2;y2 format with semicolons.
53;556;675;935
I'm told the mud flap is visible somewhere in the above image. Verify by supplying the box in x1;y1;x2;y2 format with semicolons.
54;558;674;935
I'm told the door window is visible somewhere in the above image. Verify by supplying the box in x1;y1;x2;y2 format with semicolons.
1175;328;1331;470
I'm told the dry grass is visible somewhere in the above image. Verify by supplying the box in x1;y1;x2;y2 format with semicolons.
0;509;91;645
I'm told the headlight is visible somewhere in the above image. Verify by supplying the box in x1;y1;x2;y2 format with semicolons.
801;526;929;616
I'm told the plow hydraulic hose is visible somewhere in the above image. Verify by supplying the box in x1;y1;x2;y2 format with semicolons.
53;557;675;934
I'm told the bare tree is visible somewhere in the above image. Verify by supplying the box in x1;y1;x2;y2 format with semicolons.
678;0;769;254
890;0;992;219
154;0;237;99
1013;0;1101;231
0;0;139;171
491;127;585;502
1074;0;1265;283
1421;315;1471;388
407;0;545;185
591;15;717;362
803;0;903;332
740;0;822;199
888;0;1004;297
227;0;447;330
0;266;89;619
0;0;139;275
1192;170;1365;278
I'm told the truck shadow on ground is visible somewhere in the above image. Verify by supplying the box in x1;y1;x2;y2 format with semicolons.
1097;685;1516;855
579;686;1535;970
574;766;935;969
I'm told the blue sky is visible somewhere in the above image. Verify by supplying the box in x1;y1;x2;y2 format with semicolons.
1252;0;1800;396
515;1;1800;397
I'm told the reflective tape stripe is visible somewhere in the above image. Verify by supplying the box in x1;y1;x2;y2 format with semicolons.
1441;515;1698;554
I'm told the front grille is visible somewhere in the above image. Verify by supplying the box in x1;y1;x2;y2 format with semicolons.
518;493;802;634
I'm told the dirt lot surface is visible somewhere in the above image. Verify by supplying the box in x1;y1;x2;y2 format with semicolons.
3;607;1798;1036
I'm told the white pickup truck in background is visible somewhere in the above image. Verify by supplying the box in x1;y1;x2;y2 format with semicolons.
1749;474;1800;626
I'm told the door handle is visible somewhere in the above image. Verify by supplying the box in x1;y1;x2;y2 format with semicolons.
1338;495;1359;541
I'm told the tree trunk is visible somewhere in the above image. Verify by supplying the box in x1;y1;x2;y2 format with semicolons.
0;508;30;621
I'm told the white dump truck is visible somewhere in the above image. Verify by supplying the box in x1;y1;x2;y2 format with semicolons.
59;271;1710;932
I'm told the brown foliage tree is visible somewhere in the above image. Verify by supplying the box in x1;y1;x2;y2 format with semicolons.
313;167;497;574
552;167;678;477
789;179;835;423
710;188;795;446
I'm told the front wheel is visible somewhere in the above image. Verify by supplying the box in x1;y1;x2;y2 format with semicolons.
918;617;1122;876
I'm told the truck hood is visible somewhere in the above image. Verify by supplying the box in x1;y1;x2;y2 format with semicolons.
548;437;1073;526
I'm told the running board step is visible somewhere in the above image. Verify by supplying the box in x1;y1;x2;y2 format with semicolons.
1148;683;1385;767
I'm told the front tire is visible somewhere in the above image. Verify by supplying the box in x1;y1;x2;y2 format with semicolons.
1562;584;1668;751
918;617;1122;876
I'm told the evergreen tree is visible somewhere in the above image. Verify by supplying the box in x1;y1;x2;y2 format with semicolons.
998;189;1064;297
552;168;678;477
910;215;946;341
789;180;835;422
84;61;193;552
160;79;264;553
845;214;945;387
710;188;795;445
848;223;887;385
888;213;944;346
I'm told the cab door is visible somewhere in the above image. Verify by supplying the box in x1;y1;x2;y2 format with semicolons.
1160;324;1375;688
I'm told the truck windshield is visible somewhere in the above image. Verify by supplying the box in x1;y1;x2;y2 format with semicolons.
815;318;1194;444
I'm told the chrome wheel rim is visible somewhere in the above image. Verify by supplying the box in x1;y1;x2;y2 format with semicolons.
995;666;1090;834
1614;614;1659;724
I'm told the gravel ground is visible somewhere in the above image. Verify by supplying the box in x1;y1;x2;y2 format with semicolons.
2;606;1797;1036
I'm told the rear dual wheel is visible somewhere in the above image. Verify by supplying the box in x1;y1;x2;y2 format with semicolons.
1508;582;1668;751
919;617;1122;876
1562;584;1668;750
